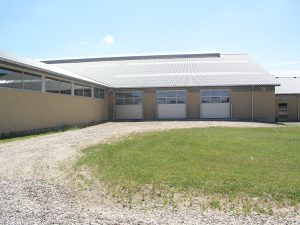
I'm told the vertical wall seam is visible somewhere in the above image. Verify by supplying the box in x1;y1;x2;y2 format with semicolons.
105;91;108;121
297;94;300;121
251;86;254;121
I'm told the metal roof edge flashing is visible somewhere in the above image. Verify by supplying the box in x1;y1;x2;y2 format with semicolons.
41;53;221;64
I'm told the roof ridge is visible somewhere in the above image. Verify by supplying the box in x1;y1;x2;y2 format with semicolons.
221;53;248;55
276;76;300;78
40;52;221;61
41;52;223;64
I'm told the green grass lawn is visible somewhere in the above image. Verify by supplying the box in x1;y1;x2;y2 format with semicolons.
76;127;300;205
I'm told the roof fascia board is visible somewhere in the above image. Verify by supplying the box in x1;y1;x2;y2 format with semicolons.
41;53;221;64
111;84;279;89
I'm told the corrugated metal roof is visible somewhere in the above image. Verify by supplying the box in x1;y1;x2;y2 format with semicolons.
0;50;108;87
275;77;300;94
43;53;279;88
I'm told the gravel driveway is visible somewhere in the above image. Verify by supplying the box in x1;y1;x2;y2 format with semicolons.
0;121;298;224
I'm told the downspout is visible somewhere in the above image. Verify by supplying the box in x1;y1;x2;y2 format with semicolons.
155;92;158;121
230;89;232;120
156;102;158;120
105;91;108;121
199;90;202;120
185;90;188;120
230;103;233;120
21;72;24;89
251;86;254;121
297;94;300;121
142;92;145;120
112;91;115;122
199;102;201;120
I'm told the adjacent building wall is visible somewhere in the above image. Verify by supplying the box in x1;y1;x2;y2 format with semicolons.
231;89;252;120
231;86;275;122
275;94;300;121
253;88;276;122
0;88;106;135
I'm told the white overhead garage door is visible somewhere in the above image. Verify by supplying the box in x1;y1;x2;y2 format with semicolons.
157;90;186;119
200;89;231;119
114;92;143;120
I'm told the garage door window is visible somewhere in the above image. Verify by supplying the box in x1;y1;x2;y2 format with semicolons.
115;92;142;105
157;90;186;104
201;89;230;103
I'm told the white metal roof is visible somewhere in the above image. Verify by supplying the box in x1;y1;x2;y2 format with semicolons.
275;76;300;94
0;50;108;87
43;53;279;88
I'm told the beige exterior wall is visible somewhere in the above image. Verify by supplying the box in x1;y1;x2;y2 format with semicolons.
0;84;277;135
112;86;275;122
231;90;252;120
0;60;278;132
231;86;275;122
143;88;156;120
1;85;275;135
253;89;275;121
0;88;106;135
187;88;200;119
275;94;300;121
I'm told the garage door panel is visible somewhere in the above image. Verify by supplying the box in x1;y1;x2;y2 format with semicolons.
115;105;143;120
158;104;186;119
156;90;187;119
201;103;230;119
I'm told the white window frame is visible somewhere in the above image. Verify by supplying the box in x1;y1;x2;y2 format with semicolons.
0;67;39;91
74;83;92;97
93;87;105;99
114;91;143;105
200;89;231;104
156;90;186;104
0;66;104;98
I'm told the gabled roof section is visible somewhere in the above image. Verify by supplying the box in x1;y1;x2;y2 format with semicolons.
275;76;300;94
43;52;279;88
0;50;108;87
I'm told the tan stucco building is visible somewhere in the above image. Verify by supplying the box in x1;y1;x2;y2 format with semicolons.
0;51;107;136
275;77;300;122
0;50;281;136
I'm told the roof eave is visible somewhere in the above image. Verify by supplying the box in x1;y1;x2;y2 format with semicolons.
41;52;222;64
111;83;280;89
0;57;110;88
